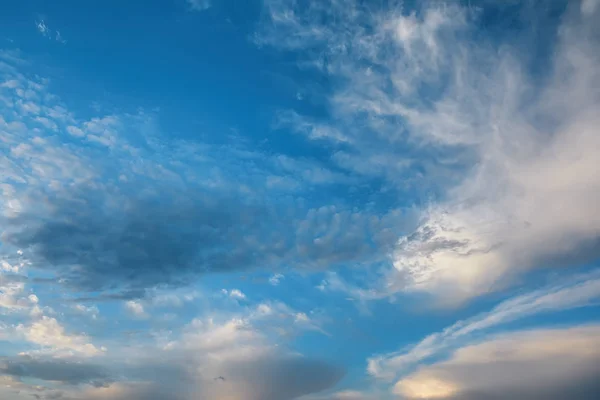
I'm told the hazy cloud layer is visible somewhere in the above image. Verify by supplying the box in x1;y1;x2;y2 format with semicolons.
0;356;110;386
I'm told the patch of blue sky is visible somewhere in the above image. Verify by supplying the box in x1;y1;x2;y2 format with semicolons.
1;1;600;399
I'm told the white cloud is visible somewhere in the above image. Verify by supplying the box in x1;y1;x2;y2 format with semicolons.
73;303;100;320
581;0;600;15
1;79;20;89
187;0;211;12
0;281;29;310
35;19;65;43
66;125;85;137
35;116;58;131
394;325;600;400
17;316;103;357
222;288;247;300
259;0;600;304
149;288;200;308
56;31;66;44
269;273;285;286
36;20;50;37
17;100;41;115
368;272;600;381
125;300;148;319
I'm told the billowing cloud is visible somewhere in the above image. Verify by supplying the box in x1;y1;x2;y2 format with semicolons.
16;315;104;357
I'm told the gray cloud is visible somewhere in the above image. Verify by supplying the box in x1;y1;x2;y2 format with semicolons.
2;182;407;293
0;356;110;386
219;354;344;400
447;375;600;400
0;55;413;295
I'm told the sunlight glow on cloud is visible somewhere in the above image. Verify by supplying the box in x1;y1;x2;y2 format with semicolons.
395;325;600;400
259;0;600;304
0;1;599;399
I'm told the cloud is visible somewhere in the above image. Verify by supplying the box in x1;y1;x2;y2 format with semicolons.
16;316;104;357
0;355;110;386
0;280;32;311
74;382;187;400
125;301;147;319
0;295;341;400
35;20;65;43
49;300;341;400
187;0;211;12
3;186;406;293
269;273;284;286
36;20;50;37
72;304;99;320
394;325;600;400
222;288;246;300
258;0;600;303
369;272;600;381
156;305;342;400
0;375;65;400
0;57;412;296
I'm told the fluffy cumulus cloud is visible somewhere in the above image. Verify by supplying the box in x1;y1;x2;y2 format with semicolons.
258;0;600;304
16;316;102;357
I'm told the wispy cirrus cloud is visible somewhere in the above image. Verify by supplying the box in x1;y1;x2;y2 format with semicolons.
368;271;600;382
394;325;600;400
258;0;600;304
35;19;66;43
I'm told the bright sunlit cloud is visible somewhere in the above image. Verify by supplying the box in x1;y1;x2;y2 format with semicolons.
0;1;598;399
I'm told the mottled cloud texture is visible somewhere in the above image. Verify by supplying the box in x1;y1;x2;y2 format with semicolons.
259;0;600;304
0;0;599;399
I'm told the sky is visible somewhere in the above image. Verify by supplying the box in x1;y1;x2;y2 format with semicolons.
0;0;599;399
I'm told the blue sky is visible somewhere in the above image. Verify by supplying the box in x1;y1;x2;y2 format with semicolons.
0;0;599;399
